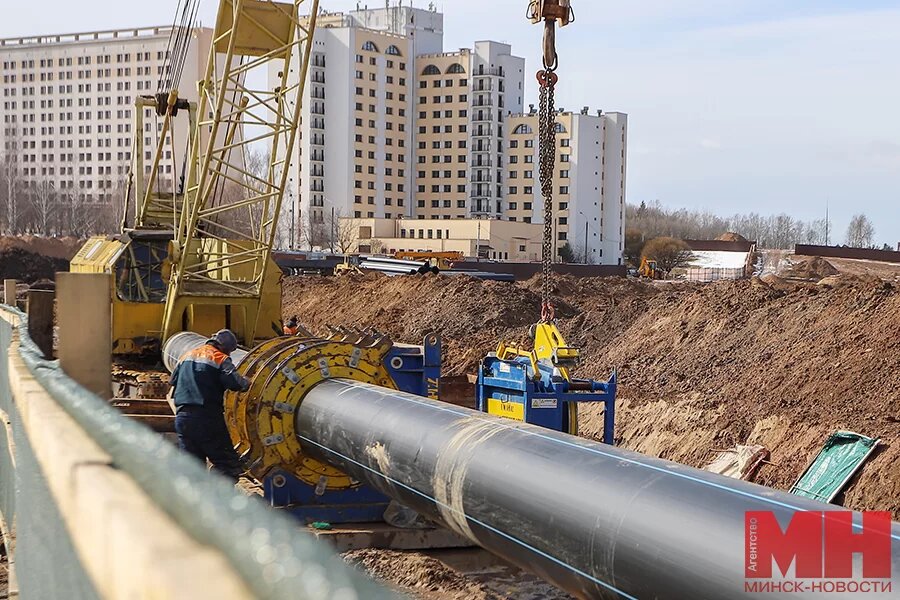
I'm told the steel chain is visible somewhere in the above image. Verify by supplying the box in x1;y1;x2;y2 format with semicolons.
538;72;557;322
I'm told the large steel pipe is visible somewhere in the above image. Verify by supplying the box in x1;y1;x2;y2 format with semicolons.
298;379;900;600
163;331;249;372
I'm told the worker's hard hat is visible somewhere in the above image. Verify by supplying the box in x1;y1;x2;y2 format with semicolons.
287;316;298;326
210;329;239;354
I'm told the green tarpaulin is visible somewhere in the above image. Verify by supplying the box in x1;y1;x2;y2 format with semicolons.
790;431;880;503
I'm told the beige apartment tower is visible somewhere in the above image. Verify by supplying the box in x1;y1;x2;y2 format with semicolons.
0;26;211;233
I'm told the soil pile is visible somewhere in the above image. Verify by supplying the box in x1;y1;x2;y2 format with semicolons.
781;256;840;280
0;235;83;260
284;273;900;518
716;232;749;243
0;247;69;283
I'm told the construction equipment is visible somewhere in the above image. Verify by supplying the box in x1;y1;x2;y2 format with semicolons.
394;251;463;270
71;0;321;353
478;322;615;440
475;2;611;435
334;255;363;276
639;256;663;279
163;328;440;523
162;330;900;600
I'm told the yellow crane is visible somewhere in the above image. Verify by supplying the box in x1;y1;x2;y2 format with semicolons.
71;0;320;354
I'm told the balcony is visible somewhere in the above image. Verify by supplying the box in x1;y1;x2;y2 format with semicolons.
473;66;504;77
472;127;492;138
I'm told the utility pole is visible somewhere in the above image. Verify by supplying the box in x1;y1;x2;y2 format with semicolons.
825;200;830;246
476;220;481;262
584;221;588;264
331;206;335;253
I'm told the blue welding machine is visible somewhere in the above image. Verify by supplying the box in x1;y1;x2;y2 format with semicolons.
477;353;616;443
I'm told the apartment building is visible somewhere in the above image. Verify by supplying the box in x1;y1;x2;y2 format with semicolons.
0;26;211;216
279;8;526;244
414;41;525;220
277;7;442;246
507;108;627;264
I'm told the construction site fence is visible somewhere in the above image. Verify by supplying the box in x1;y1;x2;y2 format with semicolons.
795;244;900;264
683;266;748;282
453;261;628;279
0;303;389;599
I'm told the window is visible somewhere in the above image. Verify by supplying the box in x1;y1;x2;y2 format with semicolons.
386;45;402;56
422;64;441;76
509;187;518;195
555;123;567;133
560;169;570;178
561;154;570;163
560;186;569;194
513;124;533;135
362;41;379;52
524;186;533;194
560;138;571;147
446;63;466;74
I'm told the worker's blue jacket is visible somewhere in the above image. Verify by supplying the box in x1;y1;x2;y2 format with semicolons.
170;343;248;411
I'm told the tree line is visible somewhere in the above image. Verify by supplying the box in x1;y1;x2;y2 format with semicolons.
0;153;123;238
627;201;884;251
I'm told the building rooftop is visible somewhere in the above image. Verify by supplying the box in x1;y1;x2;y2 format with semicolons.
0;26;178;48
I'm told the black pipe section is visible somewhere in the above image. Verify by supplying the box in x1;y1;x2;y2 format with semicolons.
298;379;900;600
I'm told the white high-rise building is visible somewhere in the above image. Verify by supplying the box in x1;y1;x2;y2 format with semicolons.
0;26;212;233
507;108;627;264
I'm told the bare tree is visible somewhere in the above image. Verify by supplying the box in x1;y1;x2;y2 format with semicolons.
845;214;875;248
332;212;358;254
28;180;57;236
298;208;328;250
1;150;22;235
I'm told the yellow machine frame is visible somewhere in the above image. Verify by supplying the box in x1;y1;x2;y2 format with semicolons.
494;322;581;434
72;0;319;354
163;0;319;345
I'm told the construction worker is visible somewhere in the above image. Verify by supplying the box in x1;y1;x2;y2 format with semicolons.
169;329;250;481
283;316;300;336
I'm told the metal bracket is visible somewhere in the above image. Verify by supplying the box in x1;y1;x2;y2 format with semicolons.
273;402;294;414
263;434;285;446
349;347;362;368
281;366;301;384
318;357;331;378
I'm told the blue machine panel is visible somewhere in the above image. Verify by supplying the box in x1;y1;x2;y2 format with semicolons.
477;354;616;443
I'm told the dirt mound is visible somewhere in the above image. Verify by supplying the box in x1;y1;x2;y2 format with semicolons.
0;236;83;260
0;248;69;283
716;232;749;243
781;256;840;280
284;274;900;518
344;549;495;599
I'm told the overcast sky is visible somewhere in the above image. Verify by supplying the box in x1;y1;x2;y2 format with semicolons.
4;1;899;244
